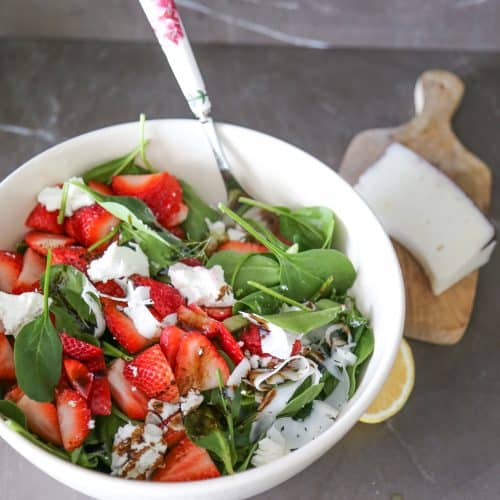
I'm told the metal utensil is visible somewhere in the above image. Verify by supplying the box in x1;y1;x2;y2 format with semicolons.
139;0;245;206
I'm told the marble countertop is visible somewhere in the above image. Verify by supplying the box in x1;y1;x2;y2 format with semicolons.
0;40;499;500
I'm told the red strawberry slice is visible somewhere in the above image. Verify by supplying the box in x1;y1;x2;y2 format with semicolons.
163;202;189;227
152;437;220;482
94;280;126;298
131;275;183;318
159;326;188;368
180;257;203;267
239;324;263;356
102;298;154;353
63;358;94;399
169;226;185;239
6;386;63;446
174;332;230;395
52;246;89;273
107;358;148;420
25;203;64;234
203;306;233;321
88;376;112;416
88;180;113;196
12;248;45;294
217;241;268;253
124;345;178;400
25;231;75;256
56;389;91;451
64;204;118;248
0;251;23;293
0;331;15;379
111;172;182;228
60;333;103;361
85;354;107;374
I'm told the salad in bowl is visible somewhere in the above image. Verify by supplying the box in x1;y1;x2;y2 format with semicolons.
0;118;374;483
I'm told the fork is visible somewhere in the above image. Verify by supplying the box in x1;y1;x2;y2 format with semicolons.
139;0;245;207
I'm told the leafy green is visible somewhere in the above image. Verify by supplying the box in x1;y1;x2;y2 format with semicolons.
14;251;62;402
262;305;343;334
95;412;123;455
239;197;335;250
0;400;27;428
180;180;219;241
219;203;355;301
139;113;154;172
222;315;249;333
347;326;374;396
57;182;69;225
277;380;324;418
50;304;99;344
233;287;283;315
246;280;309;311
102;341;133;362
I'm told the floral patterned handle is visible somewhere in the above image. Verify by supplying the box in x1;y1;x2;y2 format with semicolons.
139;0;211;120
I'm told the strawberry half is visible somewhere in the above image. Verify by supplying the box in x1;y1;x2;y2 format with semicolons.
203;306;233;321
111;172;183;228
159;326;188;369
102;298;154;353
152;437;220;482
174;332;230;395
60;333;103;361
52;246;89;273
131;275;183;318
64;204;118;248
25;231;75;256
124;345;178;400
0;331;15;379
88;376;112;416
94;280;126;298
6;386;62;446
217;241;268;253
56;389;91;451
240;324;301;358
64;358;94;399
12;248;45;294
0;251;23;293
25;203;64;234
163;202;189;227
88;180;113;196
107;359;148;420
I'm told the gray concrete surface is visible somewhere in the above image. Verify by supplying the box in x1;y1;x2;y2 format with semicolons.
0;40;499;500
1;0;500;50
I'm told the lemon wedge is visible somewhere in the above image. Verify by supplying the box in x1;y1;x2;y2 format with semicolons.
360;339;415;424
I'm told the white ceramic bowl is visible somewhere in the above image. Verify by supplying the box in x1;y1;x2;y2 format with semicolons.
0;120;405;500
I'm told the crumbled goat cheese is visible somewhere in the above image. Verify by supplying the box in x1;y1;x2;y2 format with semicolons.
180;390;204;415
38;177;95;217
0;291;46;337
122;281;160;339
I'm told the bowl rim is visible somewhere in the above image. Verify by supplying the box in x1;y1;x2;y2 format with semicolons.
0;118;406;497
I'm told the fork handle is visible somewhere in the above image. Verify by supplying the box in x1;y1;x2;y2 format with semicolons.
139;0;211;120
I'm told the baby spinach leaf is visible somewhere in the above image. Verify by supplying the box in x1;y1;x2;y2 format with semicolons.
0;400;27;428
207;250;245;283
232;254;280;298
277;382;324;419
347;326;374;397
50;305;99;345
102;341;133;362
233;287;283;315
180;180;219;241
246;281;309;311
239;197;335;250
14;251;62;402
95;412;123;454
262;305;343;334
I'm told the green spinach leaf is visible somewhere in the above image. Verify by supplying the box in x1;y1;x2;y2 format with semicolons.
0;400;27;428
232;254;280;298
347;326;374;397
233;287;283;315
277;380;324;419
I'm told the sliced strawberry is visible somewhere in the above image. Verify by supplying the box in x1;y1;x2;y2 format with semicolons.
85;354;107;373
12;248;45;294
88;180;113;196
60;333;103;361
152;437;220;482
174;332;230;395
217;241;268;253
88;376;112;416
239;324;263;356
169;226;185;239
6;386;63;446
25;203;64;234
64;204;118;248
111;172;182;228
291;339;302;356
163;202;189;227
203;306;233;321
94;280;126;298
63;358;94;399
102;298;154;353
131;275;183;318
180;257;203;267
0;332;15;379
0;251;23;293
51;246;89;273
159;326;188;368
107;358;148;420
25;231;75;256
56;389;91;451
124;345;178;400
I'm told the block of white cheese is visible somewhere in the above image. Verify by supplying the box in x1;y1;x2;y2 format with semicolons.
355;143;495;295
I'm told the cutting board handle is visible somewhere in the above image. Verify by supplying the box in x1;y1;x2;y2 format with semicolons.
414;70;465;123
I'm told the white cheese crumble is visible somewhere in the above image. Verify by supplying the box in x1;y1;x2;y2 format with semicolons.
227;358;251;387
38;177;95;217
251;426;288;467
168;262;234;307
180;390;204;415
81;278;105;337
0;291;46;337
87;242;149;282
355;143;496;295
227;227;246;241
122;281;160;339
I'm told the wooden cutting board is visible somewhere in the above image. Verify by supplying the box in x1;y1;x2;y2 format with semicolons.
339;70;492;345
